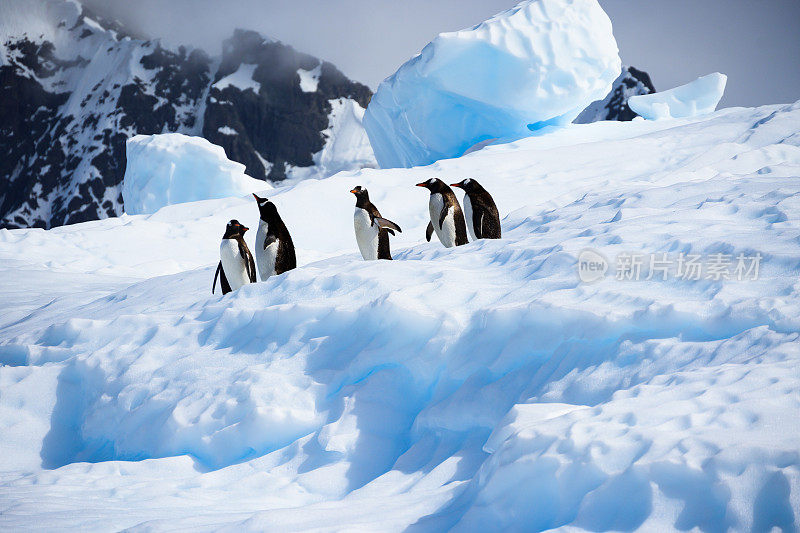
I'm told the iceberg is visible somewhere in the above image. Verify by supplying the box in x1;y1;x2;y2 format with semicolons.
628;72;727;120
122;133;268;215
363;0;621;168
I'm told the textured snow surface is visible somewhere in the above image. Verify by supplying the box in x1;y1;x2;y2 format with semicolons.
122;134;269;215
1;101;800;531
364;0;621;169
629;72;727;120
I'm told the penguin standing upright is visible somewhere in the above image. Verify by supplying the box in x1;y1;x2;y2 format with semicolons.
451;179;501;240
416;178;468;247
350;186;402;260
213;219;256;295
252;194;296;280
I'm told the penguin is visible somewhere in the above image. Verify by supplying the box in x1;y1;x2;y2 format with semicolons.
451;179;501;240
213;219;256;295
350;186;402;260
252;194;297;280
415;178;469;247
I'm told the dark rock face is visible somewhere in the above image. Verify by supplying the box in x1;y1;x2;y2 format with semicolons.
1;4;372;229
202;31;371;181
574;66;656;124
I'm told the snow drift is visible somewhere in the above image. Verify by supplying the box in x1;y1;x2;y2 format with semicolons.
122;134;269;215
628;72;727;120
1;100;799;531
363;0;621;168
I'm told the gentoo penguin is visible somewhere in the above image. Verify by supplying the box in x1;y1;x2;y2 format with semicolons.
451;179;501;240
213;219;256;295
416;178;468;247
252;194;296;280
350;186;402;260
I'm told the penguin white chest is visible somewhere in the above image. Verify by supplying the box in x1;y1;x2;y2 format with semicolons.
429;193;457;248
219;239;250;290
354;207;379;260
255;220;278;280
463;194;478;241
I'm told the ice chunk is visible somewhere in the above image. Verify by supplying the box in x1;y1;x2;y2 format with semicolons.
363;0;621;168
628;72;727;120
122;133;268;215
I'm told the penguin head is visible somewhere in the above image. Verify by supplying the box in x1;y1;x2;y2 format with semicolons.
223;219;248;239
450;178;483;194
415;178;448;193
253;193;279;222
350;186;370;205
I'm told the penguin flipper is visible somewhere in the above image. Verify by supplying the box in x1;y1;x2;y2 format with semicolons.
263;234;277;250
213;262;222;294
247;253;257;283
372;217;402;234
426;221;434;242
439;206;449;229
238;241;257;283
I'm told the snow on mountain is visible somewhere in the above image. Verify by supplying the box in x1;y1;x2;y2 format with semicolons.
574;65;656;123
0;0;374;230
1;99;799;530
122;134;269;215
629;71;728;120
364;0;621;169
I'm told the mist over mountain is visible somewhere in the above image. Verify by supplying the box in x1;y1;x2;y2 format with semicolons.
0;0;372;229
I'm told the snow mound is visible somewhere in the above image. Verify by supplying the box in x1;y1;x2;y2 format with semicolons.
363;0;621;168
628;72;727;120
122;134;269;215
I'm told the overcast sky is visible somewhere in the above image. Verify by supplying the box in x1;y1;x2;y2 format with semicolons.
80;0;800;108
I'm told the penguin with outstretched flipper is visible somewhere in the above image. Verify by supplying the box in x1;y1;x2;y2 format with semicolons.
350;186;402;260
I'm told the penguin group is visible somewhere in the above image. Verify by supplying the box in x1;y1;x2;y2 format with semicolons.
213;194;297;295
213;178;500;294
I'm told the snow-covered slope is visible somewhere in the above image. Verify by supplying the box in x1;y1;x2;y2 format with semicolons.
0;101;799;531
0;0;373;230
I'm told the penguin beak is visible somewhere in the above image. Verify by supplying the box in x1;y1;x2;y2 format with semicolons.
252;193;259;200
350;189;358;194
241;226;249;232
450;183;462;188
415;182;427;188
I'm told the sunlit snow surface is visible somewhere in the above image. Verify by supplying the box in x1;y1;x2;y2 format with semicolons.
1;102;800;531
364;0;621;169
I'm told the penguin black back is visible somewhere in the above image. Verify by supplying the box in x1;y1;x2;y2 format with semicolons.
416;178;468;247
451;178;501;239
253;194;296;276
